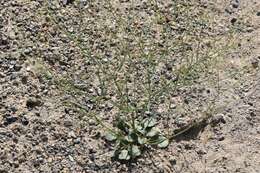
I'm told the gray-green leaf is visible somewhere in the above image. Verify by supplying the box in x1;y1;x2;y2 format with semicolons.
118;150;130;160
143;118;157;128
136;125;146;135
138;136;147;145
157;137;169;148
131;145;141;157
125;135;134;143
105;132;117;141
146;127;159;137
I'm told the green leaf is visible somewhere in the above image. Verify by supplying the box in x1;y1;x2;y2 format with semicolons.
138;136;147;145
131;145;141;158
134;119;141;126
113;149;120;158
116;118;130;133
129;131;138;142
136;124;142;131
146;127;159;137
157;137;169;148
125;135;134;143
143;117;157;129
105;132;117;141
118;150;130;160
136;125;146;134
120;137;130;145
44;71;53;80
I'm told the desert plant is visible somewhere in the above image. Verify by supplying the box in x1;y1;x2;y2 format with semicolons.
42;0;234;161
105;117;169;160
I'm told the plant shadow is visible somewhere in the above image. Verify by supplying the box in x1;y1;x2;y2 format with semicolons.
173;119;209;142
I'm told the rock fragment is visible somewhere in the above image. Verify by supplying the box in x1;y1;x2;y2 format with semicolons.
26;98;42;108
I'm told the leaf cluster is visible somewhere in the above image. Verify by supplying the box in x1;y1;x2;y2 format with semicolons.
106;117;169;160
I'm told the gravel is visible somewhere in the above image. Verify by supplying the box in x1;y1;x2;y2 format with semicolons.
0;0;260;172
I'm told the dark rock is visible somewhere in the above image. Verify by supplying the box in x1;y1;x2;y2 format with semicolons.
21;116;29;126
246;115;252;121
74;138;81;144
62;0;74;5
231;2;239;8
165;63;172;71
230;18;237;24
40;134;48;142
211;114;226;125
184;142;195;150
196;148;207;155
249;110;256;117
10;106;17;113
0;37;8;45
89;148;96;154
14;64;22;71
248;102;254;106
89;154;95;161
232;4;239;8
13;137;18;143
257;12;260;16
217;136;225;141
184;98;189;104
13;161;19;168
26;98;42;108
251;58;259;68
64;120;73;127
10;73;18;80
21;75;28;84
35;112;41;117
169;157;177;165
64;108;70;114
33;159;41;167
4;116;18;126
225;8;233;14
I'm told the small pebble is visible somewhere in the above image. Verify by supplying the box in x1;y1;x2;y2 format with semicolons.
21;116;29;126
68;155;74;162
4;116;18;126
230;18;237;24
26;98;42;108
170;104;176;109
231;3;239;8
68;131;76;138
211;114;226;125
63;0;74;5
251;58;259;68
218;136;225;141
74;138;81;144
169;157;177;165
64;120;73;127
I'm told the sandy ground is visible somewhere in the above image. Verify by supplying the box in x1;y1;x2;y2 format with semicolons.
0;0;260;172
